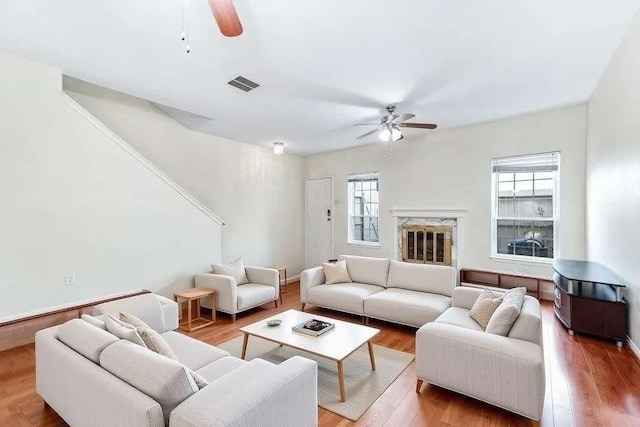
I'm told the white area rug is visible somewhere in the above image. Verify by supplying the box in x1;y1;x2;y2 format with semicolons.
217;336;414;421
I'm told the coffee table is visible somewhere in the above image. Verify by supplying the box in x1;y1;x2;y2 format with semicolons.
239;309;380;402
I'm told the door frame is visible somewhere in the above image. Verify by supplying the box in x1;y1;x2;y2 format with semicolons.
305;176;335;268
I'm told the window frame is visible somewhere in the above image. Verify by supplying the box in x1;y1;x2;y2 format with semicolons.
347;172;381;247
490;153;561;264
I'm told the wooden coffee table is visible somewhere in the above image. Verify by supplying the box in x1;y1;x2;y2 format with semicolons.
239;309;379;402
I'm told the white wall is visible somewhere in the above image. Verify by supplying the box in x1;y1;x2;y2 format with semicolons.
0;52;223;320
305;105;587;285
587;10;640;345
64;78;306;278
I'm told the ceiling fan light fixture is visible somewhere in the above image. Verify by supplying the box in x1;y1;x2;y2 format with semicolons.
273;141;284;155
391;127;402;142
380;127;391;142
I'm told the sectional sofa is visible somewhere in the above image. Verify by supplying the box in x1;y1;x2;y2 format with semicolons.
35;294;318;427
300;255;457;327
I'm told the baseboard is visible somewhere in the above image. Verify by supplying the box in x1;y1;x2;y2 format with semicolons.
286;275;300;284
627;336;640;361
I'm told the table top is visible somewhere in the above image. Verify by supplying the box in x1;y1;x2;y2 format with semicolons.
270;265;287;271
553;259;625;288
173;287;215;299
240;309;379;361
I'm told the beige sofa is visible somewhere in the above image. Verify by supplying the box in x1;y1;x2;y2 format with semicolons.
300;255;457;327
416;286;545;423
36;294;318;427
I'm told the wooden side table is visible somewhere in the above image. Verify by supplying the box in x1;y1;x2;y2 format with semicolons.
270;266;288;305
173;287;216;332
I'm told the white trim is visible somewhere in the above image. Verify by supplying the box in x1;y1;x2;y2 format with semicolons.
305;176;334;268
628;336;640;361
490;255;553;265
286;274;300;284
347;240;381;248
61;93;225;226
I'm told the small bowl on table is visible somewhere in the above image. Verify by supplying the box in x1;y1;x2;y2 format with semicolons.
266;319;282;327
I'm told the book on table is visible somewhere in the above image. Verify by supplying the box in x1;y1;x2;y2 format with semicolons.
292;319;335;336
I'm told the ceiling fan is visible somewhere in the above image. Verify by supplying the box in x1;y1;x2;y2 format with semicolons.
207;0;243;37
354;106;437;142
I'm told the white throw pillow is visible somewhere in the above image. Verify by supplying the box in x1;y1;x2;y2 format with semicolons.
469;289;502;330
211;258;249;285
323;260;352;285
81;314;107;330
120;312;177;360
105;315;147;348
486;287;527;336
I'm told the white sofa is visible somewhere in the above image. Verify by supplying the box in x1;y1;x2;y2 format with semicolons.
416;286;545;423
300;255;457;327
36;294;318;427
195;266;280;322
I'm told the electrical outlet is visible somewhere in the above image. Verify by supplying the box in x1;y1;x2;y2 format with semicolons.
65;274;76;286
519;266;530;273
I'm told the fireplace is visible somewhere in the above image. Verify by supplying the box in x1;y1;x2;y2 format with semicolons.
402;225;452;266
391;209;467;268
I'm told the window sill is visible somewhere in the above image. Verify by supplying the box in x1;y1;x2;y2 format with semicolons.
347;240;381;248
490;255;553;266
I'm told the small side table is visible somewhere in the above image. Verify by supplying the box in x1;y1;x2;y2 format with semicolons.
173;287;216;332
270;266;288;305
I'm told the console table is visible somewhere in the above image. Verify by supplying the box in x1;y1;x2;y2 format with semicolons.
553;259;627;346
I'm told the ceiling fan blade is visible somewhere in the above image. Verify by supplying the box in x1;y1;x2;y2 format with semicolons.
356;128;382;140
399;123;438;129
207;0;243;37
353;123;380;126
395;113;415;123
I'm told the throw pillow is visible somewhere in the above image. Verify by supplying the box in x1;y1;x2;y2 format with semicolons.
323;260;352;285
105;315;147;348
81;314;107;330
211;258;249;285
189;369;209;390
486;287;527;336
120;312;178;360
469;289;503;330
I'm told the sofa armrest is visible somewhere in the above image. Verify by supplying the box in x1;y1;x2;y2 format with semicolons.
245;266;279;290
195;274;238;314
451;286;484;309
416;322;544;420
300;266;325;302
170;356;318;427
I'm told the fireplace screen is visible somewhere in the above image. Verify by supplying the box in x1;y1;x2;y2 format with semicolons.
402;225;452;266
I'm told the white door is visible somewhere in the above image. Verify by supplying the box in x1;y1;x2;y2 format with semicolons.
306;177;333;268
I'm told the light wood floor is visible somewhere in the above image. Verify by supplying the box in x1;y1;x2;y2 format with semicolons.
1;282;639;426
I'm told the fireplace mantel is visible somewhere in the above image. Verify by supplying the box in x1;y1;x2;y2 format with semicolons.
390;208;467;219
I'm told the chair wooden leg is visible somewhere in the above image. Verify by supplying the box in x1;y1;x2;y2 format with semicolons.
43;401;51;409
416;379;424;393
301;303;306;311
231;313;236;323
274;300;278;308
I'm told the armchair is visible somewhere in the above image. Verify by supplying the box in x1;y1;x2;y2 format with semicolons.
196;266;279;322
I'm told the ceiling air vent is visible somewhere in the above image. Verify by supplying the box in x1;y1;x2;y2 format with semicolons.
227;76;260;92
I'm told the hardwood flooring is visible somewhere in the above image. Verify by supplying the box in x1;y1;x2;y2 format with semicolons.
1;282;639;426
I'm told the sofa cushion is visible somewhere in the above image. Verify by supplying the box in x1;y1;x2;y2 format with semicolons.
386;260;456;297
58;318;119;364
307;282;383;314
323;260;352;285
434;307;484;332
100;340;198;424
80;314;107;330
212;258;249;285
339;255;390;288
120;312;178;360
486;287;527;336
237;283;276;310
508;296;542;345
364;288;451;327
161;330;229;371
196;356;247;382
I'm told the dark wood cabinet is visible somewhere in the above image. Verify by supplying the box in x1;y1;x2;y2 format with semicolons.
553;260;627;346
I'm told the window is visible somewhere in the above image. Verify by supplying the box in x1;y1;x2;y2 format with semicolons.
491;152;560;262
348;173;379;245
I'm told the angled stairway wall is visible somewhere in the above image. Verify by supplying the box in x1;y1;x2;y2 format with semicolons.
0;52;223;321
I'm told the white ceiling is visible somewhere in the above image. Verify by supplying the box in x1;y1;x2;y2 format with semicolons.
1;1;639;155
